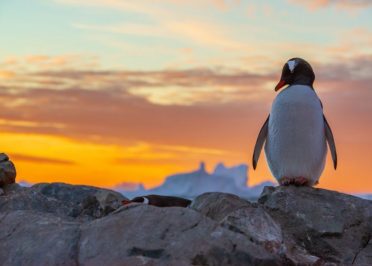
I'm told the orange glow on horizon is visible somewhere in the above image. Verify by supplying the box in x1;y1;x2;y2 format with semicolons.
1;132;244;189
2;125;371;194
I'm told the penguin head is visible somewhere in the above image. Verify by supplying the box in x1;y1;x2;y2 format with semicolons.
122;196;149;205
275;58;315;91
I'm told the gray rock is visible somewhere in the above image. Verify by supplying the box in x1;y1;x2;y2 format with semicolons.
0;185;75;219
32;182;126;216
353;238;372;265
0;153;16;187
0;182;127;220
0;210;80;266
79;204;280;265
0;204;280;266
259;186;372;264
190;192;284;251
0;153;9;162
1;182;372;265
190;192;251;222
2;183;23;194
191;192;321;264
220;206;284;254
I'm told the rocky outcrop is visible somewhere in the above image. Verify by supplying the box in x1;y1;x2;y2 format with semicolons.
259;186;372;264
79;204;279;265
0;182;126;221
0;153;16;188
0;183;279;265
0;183;371;265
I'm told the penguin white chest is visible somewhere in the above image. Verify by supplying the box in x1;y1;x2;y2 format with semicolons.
264;85;327;184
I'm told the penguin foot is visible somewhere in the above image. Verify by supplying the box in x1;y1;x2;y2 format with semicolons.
292;177;309;186
279;177;292;186
279;177;309;186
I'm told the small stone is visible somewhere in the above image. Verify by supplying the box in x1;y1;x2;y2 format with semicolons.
0;153;9;162
0;155;16;187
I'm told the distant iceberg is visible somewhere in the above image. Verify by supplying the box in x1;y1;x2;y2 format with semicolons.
357;194;372;201
116;162;276;200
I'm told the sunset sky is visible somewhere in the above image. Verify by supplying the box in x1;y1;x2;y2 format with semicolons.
0;0;371;193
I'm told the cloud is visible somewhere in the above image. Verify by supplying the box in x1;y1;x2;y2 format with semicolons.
0;58;275;155
290;0;372;10
73;19;249;51
315;54;372;80
164;21;249;50
0;83;266;150
73;23;166;38
55;0;371;72
0;55;100;73
59;0;253;54
10;153;76;165
0;55;371;154
54;0;165;16
0;66;274;105
1;54;372;191
56;0;239;13
113;143;233;166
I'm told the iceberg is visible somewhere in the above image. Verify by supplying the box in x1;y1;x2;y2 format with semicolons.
116;162;276;200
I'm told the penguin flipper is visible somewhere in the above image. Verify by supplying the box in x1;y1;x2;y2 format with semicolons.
323;115;337;170
252;115;270;170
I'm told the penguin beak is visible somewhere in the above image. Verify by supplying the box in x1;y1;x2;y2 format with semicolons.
275;80;287;91
122;200;131;205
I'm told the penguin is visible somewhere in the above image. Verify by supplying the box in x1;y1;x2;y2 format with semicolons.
252;58;337;186
122;194;191;208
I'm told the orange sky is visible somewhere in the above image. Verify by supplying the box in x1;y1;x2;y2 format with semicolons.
0;0;371;193
1;69;371;193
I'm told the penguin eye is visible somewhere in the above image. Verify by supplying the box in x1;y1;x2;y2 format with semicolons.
287;60;297;73
282;64;291;76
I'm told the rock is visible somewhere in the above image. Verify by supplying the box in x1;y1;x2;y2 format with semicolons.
78;204;280;265
190;192;251;222
1;182;372;265
191;192;285;255
0;185;75;219
0;153;16;187
0;182;127;220
2;183;23;194
0;153;9;162
220;206;284;255
0;201;281;265
353;239;372;265
259;186;372;264
0;210;80;266
32;182;126;216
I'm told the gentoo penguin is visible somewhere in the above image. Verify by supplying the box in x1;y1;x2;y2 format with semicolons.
252;58;337;186
122;194;191;208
